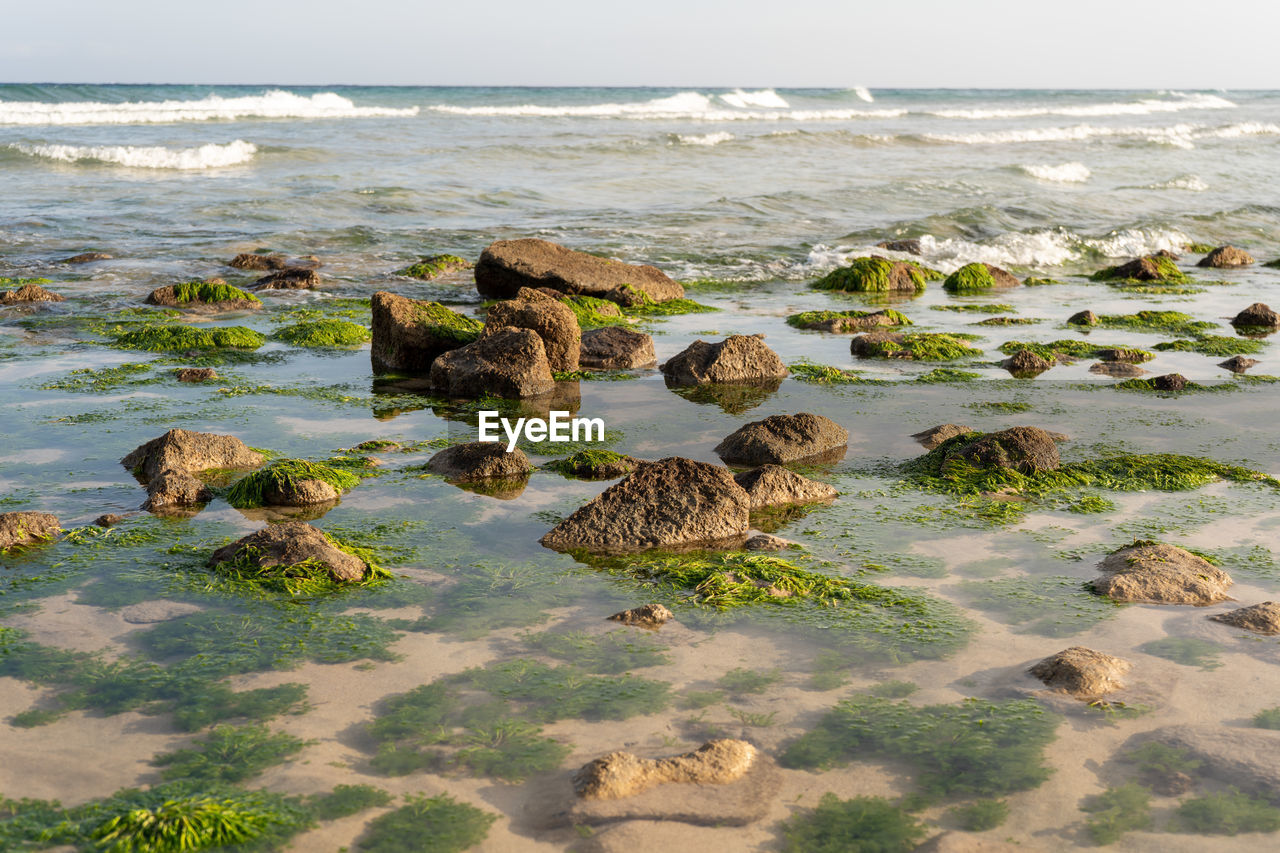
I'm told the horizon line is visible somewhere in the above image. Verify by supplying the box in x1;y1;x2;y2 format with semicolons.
0;82;1257;92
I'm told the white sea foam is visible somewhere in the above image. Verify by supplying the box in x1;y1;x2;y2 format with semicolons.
0;91;418;126
1144;174;1210;191
924;123;1201;147
851;87;874;103
1019;162;1091;183
672;132;734;146
1201;122;1280;138
927;92;1235;119
428;91;903;121
718;89;789;109
11;140;257;169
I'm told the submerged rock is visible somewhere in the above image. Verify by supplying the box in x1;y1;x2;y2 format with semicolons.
580;326;657;369
1;283;65;304
120;600;203;624
143;468;213;512
0;511;61;551
175;367;218;382
1067;310;1099;326
714;413;848;465
229;252;287;270
1029;646;1131;699
122;429;264;481
660;335;787;386
429;326;556;398
208;521;368;581
1211;601;1280;635
426;442;534;481
608;603;674;629
1101;256;1180;281
370;290;482;374
911;423;975;450
550;449;639;479
482;289;581;372
1220;355;1260;372
93;513;126;527
1198;246;1254;268
1138;725;1280;798
251;268;320;290
540;457;750;553
574;740;756;800
1232;302;1280;328
61;251;112;264
1002;349;1053;377
794;309;907;333
1094;542;1232;605
744;533;792;551
814;256;928;292
733;465;837;510
946;426;1060;474
1151;373;1189;391
475;238;684;304
875;238;923;255
1090;362;1146;378
394;253;472;280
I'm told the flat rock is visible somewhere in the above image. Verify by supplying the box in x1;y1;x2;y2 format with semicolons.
370;290;481;374
661;335;787;386
1233;302;1280;327
945;426;1060;474
1095;348;1150;364
745;533;792;551
911;423;975;450
1094;542;1232;605
120;600;204;624
251;268;319;290
733;465;837;510
475;238;684;304
0;511;61;551
429;326;556;398
714;413;848;465
1220;355;1260;372
798;309;906;332
208;521;367;582
575;739;755;800
1211;601;1280;635
1138;725;1280;799
483;289;581;372
1;284;65;304
426;442;534;481
580;326;657;369
175;367;218;382
608;603;674;628
1029;646;1131;699
1198;246;1255;268
540;457;749;553
122;429;264;481
1090;362;1146;378
143;468;213;511
61;252;112;264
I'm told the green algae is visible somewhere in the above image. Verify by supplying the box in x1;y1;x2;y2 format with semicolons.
1153;336;1265;356
224;458;365;509
622;293;717;316
1176;792;1280;835
1252;707;1280;729
812;257;927;293
932;303;1016;313
866;680;919;699
306;784;392;821
413;302;484;345
271;318;370;347
997;339;1153;362
152;724;308;784
976;316;1040;325
394;254;472;280
1138;637;1224;670
855;332;984;361
111;324;265;353
521;629;669;674
916;368;981;383
943;262;999;292
545;448;636;478
780;793;926;853
960;576;1123;637
1023;277;1063;286
1114;377;1212;393
561;294;630;328
170;280;260;305
38;362;155;392
717;667;782;695
1093;311;1216;337
1185;242;1216;253
356;793;495;853
951;799;1009;831
787;308;913;329
1082;784;1152;845
0;276;52;285
789;363;874;384
1090;255;1188;283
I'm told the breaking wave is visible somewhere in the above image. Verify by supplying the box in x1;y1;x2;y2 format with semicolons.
1019;162;1091;183
0;90;418;126
10;140;258;169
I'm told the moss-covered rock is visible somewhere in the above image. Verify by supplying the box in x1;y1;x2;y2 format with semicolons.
393;253;473;279
942;262;1019;292
273;319;371;347
851;331;983;361
147;280;261;312
111;324;266;352
370;291;482;373
1090;255;1188;283
786;308;913;332
812;257;928;293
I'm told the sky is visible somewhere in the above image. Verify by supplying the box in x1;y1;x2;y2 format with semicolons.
2;0;1278;89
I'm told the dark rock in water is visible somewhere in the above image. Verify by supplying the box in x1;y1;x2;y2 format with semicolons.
1151;373;1189;391
574;739;756;800
0;511;61;551
61;251;112;264
849;330;905;357
744;533;792;551
875;238;923;255
714;413;848;465
1095;348;1150;364
1067;310;1099;326
1094;542;1232;605
94;513;126;527
370;290;482;374
733;465;837;510
208;521;369;582
251;268;319;290
946;426;1060;474
1090;362;1146;378
1232;302;1280;327
1138;725;1280;799
540;457;750;553
1211;601;1280;635
143;468;212;512
580;326;656;369
1;283;65;304
122;429;264;481
262;478;340;508
660;335;787;386
1198;245;1255;268
426;442;534;481
1108;257;1169;281
482;288;581;372
1029;646;1131;699
1154;248;1181;260
608;603;674;628
175;367;218;382
942;262;1019;292
429;327;556;398
475;238;684;304
229;252;287;271
912;423;975;450
1219;355;1260;373
1002;348;1053;377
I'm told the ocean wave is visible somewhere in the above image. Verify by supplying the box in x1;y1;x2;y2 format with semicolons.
10;140;257;169
1019;162;1091;183
923;123;1201;147
851;87;874;103
1200;122;1280;138
718;89;788;109
670;131;734;146
0;90;418;126
1142;174;1209;191
427;90;904;121
926;92;1235;119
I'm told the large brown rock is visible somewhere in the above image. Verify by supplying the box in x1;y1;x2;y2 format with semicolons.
715;413;848;465
1233;303;1280;327
475;238;684;304
1198;246;1255;268
580;326;657;369
261;478;340;507
850;330;905;357
661;335;787;386
1108;257;1171;281
207;521;368;581
143;468;213;511
482;290;580;372
369;291;482;374
1211;601;1280;635
429;327;556;398
251;268;319;290
1094;542;1233;605
0;511;61;551
121;429;264;481
1029;647;1131;699
1;284;65;304
426;442;534;481
911;424;974;450
733;465;837;510
945;426;1060;474
574;740;756;800
540;457;750;553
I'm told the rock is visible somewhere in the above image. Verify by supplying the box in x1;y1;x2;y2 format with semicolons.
0;283;65;304
1232;302;1280;327
1095;348;1150;364
61;252;112;264
660;335;787;386
0;511;61;551
1108;257;1173;281
208;521;368;581
540;457;750;553
1002;349;1053;377
1198;246;1255;268
914;833;1035;853
942;262;1020;291
875;238;923;255
744;533;792;551
945;426;1060;474
850;330;905;357
1220;355;1260;372
429;327;556;398
911;424;975;450
122;429;264;481
714;413;848;465
1090;362;1146;378
261;478;340;507
1067;310;1099;325
394;254;472;279
143;469;212;511
482;290;581;372
574;740;756;800
175;367;218;382
119;600;203;624
552;451;638;479
251;268;319;290
798;309;906;332
369;290;483;374
93;514;125;527
475;238;684;304
146;281;260;313
1138;725;1280;800
608;603;674;628
580;326;657;369
1151;373;1189;391
1094;542;1232;605
426;442;534;481
733;465;836;510
1029;647;1131;699
1211;601;1280;635
229;253;287;270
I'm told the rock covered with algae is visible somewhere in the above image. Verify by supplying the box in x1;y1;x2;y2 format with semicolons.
1094;542;1233;605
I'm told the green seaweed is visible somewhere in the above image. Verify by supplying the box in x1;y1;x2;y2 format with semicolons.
111;324;265;352
152;724;308;784
997;339;1153;362
356;793;495;853
1094;311;1216;337
224;458;365;509
960;577;1122;637
414;302;484;345
787;308;913;329
561;294;630;328
521;629;669;674
1138;637;1224;670
780;793;926;853
1175;792;1280;835
305;785;392;821
1184;242;1216;253
272;319;370;347
1114;377;1210;393
545;449;635;478
975;316;1040;325
855;332;984;361
171;280;259;305
394;254;472;280
1023;277;1063;286
813;257;927;293
865;680;919;699
950;799;1009;831
1081;784;1152;845
717;667;782;695
37;362;156;393
943;262;999;292
1154;336;1266;356
622;294;717;316
931;304;1016;313
916;368;981;383
789;363;873;384
1252;707;1280;729
1090;255;1188;283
